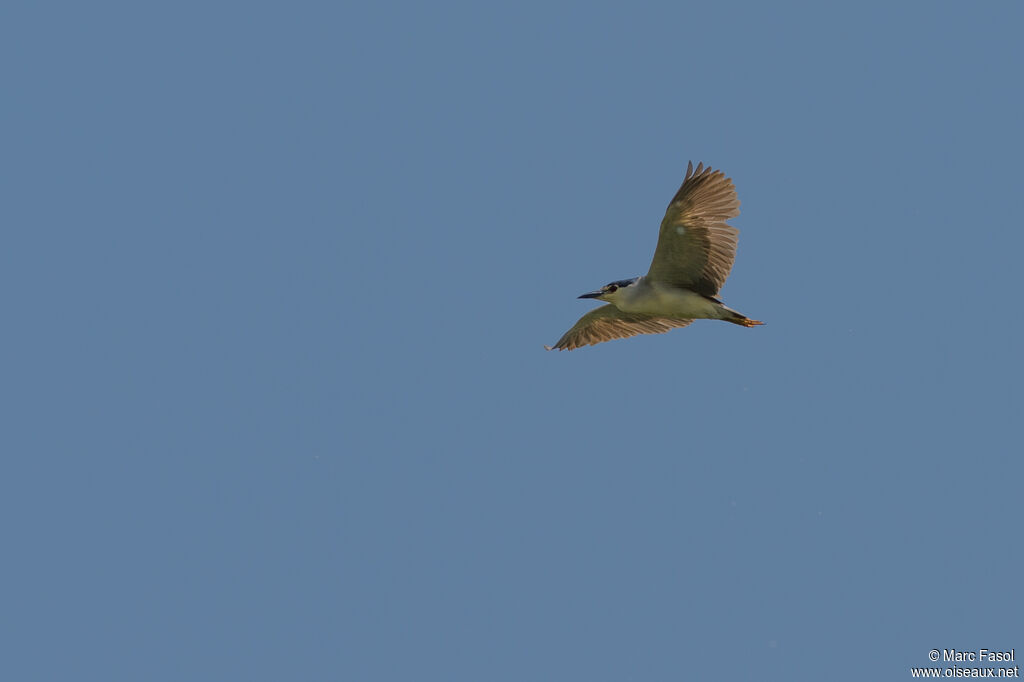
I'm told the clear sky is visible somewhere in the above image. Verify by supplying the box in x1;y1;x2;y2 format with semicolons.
3;2;1022;680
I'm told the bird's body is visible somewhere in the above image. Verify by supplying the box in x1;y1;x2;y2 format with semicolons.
546;161;762;351
609;277;730;319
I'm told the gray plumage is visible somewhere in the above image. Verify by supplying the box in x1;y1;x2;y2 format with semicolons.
547;161;761;351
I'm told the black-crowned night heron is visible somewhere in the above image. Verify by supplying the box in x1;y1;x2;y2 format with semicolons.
546;162;762;351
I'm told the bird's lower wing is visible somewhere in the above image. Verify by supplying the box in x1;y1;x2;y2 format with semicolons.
546;304;693;351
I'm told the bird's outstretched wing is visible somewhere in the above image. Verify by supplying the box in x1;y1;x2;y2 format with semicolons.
546;304;693;351
646;161;740;296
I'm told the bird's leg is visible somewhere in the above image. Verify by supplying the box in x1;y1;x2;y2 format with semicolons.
726;315;764;327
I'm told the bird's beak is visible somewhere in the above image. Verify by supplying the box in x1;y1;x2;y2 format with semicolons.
578;290;603;299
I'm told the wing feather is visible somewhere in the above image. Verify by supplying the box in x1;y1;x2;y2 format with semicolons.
546;305;693;351
646;161;741;296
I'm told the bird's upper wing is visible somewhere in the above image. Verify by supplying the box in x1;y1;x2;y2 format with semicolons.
646;161;740;296
546;304;693;351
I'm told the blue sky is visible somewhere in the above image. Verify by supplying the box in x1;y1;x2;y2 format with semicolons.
3;2;1022;680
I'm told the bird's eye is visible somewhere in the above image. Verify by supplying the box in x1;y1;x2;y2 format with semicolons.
607;285;617;292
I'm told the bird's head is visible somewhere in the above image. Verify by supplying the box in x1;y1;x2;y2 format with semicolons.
578;277;640;303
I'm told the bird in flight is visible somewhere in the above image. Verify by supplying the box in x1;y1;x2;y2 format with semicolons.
546;161;762;351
